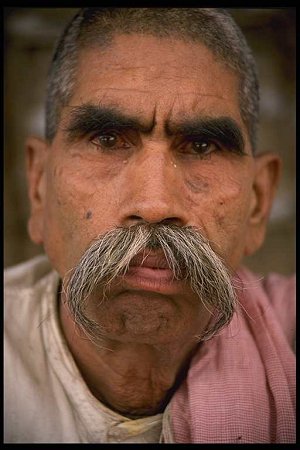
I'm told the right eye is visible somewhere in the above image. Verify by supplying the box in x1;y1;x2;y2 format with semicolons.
90;132;130;151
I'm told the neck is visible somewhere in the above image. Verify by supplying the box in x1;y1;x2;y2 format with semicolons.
58;300;200;417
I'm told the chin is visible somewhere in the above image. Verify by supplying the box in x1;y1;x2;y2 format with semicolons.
98;309;180;345
88;294;196;346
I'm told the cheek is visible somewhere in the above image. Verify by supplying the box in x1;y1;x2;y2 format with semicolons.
184;176;210;195
213;182;248;227
183;172;211;212
42;160;119;274
48;165;89;228
211;178;253;263
184;165;250;217
184;167;253;264
48;157;121;219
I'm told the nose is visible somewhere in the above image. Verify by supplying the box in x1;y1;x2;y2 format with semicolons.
119;147;188;227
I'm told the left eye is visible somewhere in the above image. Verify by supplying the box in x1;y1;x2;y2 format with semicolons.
186;139;219;156
90;132;130;150
97;134;118;148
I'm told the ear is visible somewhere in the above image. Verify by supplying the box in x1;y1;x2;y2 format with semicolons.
26;136;48;245
244;152;281;256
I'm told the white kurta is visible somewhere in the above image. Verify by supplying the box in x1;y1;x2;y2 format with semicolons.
4;255;173;443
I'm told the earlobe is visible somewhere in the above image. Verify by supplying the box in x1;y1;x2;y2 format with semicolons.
244;152;281;256
26;136;48;245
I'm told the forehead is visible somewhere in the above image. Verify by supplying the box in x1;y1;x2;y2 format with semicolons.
67;34;243;130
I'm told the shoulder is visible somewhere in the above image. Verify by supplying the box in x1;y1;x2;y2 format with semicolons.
237;266;296;349
4;254;59;350
262;271;295;349
4;254;53;289
4;256;75;444
262;271;295;311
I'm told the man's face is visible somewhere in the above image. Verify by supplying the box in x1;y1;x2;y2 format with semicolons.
27;34;276;344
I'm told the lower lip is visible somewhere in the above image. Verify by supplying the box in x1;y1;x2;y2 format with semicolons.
122;266;181;294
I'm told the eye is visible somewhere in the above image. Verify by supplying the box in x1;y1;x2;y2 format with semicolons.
184;138;220;157
192;141;213;154
90;132;130;150
96;134;117;148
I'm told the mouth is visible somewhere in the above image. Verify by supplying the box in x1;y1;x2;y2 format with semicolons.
121;250;181;294
128;250;172;269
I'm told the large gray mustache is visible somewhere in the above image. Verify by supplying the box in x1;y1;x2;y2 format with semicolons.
63;223;237;342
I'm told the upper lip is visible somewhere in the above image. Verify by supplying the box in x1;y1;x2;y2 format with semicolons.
128;251;171;270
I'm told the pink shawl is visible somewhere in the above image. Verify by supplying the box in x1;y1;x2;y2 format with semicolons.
169;267;296;443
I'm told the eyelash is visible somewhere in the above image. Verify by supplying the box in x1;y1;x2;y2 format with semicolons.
89;131;130;150
180;137;221;157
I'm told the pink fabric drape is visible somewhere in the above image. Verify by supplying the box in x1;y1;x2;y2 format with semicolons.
170;267;295;443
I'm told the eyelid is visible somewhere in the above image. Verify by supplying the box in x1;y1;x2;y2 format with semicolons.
177;134;219;147
182;131;245;155
89;130;124;145
89;128;139;151
89;129;119;140
88;125;133;143
189;139;219;153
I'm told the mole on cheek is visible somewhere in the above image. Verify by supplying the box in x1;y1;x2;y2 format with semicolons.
85;210;93;219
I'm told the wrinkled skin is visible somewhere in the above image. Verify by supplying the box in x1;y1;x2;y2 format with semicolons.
26;35;280;416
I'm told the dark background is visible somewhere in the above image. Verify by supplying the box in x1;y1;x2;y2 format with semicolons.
4;8;296;275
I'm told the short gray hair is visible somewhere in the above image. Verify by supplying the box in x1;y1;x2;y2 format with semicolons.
46;8;259;150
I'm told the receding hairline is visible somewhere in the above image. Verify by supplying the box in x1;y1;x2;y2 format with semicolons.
65;32;241;111
76;12;245;76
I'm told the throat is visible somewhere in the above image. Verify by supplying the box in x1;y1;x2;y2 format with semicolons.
86;361;189;418
90;381;173;418
58;295;201;418
67;335;195;418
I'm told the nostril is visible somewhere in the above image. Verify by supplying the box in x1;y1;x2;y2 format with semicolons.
126;215;147;226
160;217;183;227
128;215;144;222
125;216;183;227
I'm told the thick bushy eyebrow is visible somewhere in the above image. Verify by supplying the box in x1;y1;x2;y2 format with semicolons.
166;116;246;155
64;105;245;155
64;104;154;141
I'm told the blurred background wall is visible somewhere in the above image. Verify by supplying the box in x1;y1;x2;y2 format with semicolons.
4;8;296;275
